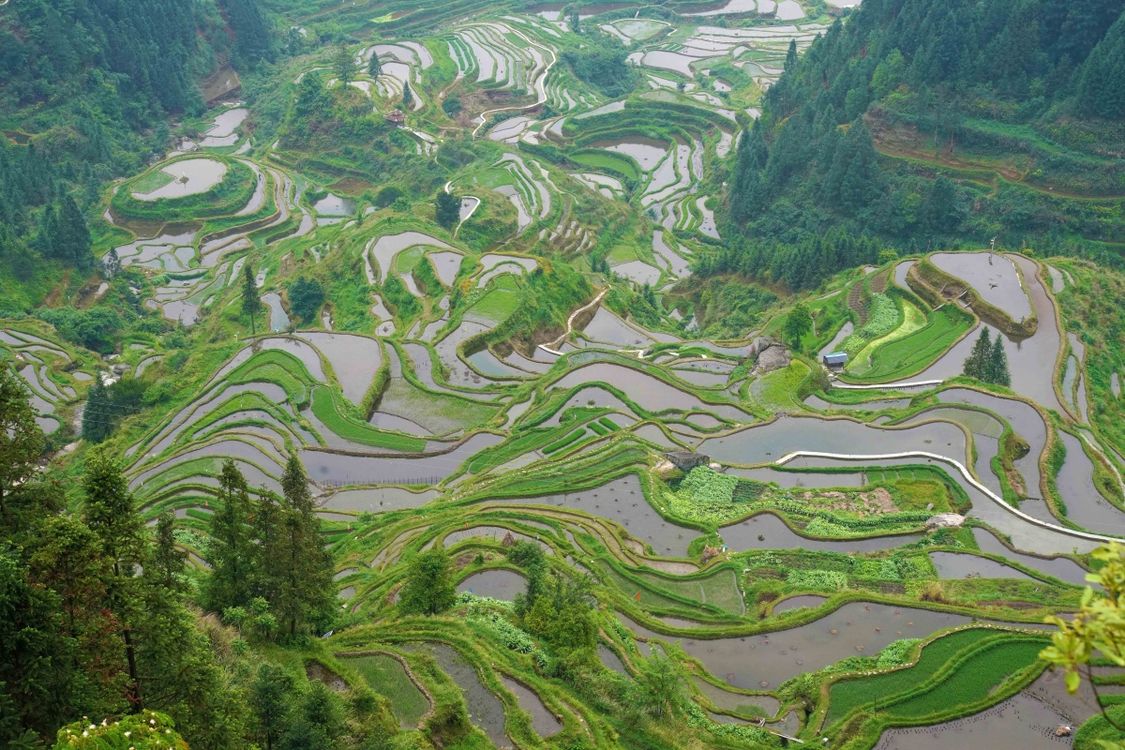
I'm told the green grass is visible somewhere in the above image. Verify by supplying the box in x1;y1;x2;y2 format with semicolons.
466;274;522;324
570;149;641;182
342;654;430;726
825;628;1042;727
846;304;974;382
310;385;427;452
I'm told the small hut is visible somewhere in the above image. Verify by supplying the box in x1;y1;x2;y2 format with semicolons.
823;352;848;368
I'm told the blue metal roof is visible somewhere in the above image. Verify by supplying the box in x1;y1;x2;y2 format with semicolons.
823;352;849;364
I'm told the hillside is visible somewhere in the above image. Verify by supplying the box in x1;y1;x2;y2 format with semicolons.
0;0;269;307
722;0;1125;290
1;1;1123;750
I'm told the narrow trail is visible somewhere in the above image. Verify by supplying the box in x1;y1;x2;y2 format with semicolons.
444;180;480;237
776;450;1122;545
539;288;608;354
471;26;558;138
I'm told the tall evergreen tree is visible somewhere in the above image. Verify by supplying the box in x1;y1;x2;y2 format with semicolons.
150;510;187;594
367;51;381;78
334;44;356;87
82;377;112;443
82;449;146;710
252;491;283;606
242;264;262;336
0;366;44;524
205;460;255;612
963;328;991;379
986;335;1011;386
402;80;414;108
275;456;334;639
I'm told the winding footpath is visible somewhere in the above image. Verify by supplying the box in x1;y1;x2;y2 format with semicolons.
539;288;608;355
471;25;558;138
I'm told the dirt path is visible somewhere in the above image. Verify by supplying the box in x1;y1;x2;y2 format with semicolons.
539;288;608;354
471;25;558;138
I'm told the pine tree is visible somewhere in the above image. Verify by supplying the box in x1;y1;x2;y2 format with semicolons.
963;328;991;379
368;51;381;78
82;448;146;710
784;39;798;72
986;335;1010;386
242;264;262;335
206;460;256;612
57;194;92;268
150;510;187;593
402;80;414;108
82;377;112;443
252;491;283;606
333;44;355;87
275;456;334;639
0;366;44;523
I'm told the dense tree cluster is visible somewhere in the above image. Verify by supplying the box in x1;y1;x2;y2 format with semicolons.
560;32;638;98
0;370;355;747
722;0;1125;286
206;457;337;640
962;328;1010;386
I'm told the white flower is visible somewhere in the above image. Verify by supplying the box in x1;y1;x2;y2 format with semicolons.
124;731;132;737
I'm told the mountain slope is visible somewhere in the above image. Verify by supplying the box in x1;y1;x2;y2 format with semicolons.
721;0;1125;290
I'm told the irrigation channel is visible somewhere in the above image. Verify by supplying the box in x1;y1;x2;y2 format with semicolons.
10;3;1124;747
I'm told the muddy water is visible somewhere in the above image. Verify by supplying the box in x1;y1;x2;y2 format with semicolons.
931;253;1033;322
772;594;829;614
262;293;290;332
495;474;695;557
499;676;561;737
412;643;510;748
429;251;463;285
457;569;528;600
1055;431;1125;535
300;432;503;486
873;669;1100;750
970;528;1088;586
133;158;227;201
915;256;1064;413
299;332;381;404
594;137;670;171
700;415;968;467
597;644;627;673
321;486;438;512
313;193;355;216
721;512;923;552
929;551;1033;580
552;362;748;422
936;388;1046;500
694;676;780;716
626;602;975;689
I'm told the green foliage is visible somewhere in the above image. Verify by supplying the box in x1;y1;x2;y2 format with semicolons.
52;711;188;749
963;328;1011;385
561;33;638;98
400;548;457;616
288;277;326;323
435;191;460;229
784;303;813;349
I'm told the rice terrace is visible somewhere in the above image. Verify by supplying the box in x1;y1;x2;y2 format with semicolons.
0;0;1123;748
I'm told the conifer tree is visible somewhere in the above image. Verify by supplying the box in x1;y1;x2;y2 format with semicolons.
368;51;381;78
150;510;187;593
334;44;355;87
82;377;112;443
0;366;44;523
402;80;414;108
205;460;255;611
242;264;262;336
252;491;283;606
963;328;991;379
82;448;146;710
986;335;1011;386
275;456;334;639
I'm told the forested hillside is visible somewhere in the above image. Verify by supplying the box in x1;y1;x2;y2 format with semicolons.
0;0;268;306
721;0;1125;291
